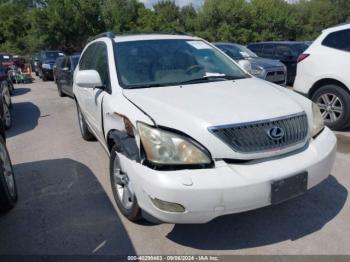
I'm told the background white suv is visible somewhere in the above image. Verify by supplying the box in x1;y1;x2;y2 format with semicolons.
73;32;336;224
294;23;350;130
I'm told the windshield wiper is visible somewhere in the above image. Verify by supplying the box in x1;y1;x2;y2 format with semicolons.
178;75;244;85
126;83;168;89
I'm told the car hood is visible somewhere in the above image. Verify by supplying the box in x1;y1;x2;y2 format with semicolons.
124;78;308;159
247;57;284;69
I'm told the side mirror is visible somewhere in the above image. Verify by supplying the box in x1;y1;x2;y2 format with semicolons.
238;59;252;73
75;70;103;88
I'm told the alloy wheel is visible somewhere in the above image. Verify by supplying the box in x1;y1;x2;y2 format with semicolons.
317;93;344;124
113;153;134;209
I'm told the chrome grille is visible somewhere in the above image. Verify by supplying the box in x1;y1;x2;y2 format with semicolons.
209;113;309;154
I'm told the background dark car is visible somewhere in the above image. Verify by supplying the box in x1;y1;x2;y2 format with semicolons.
37;51;65;81
54;54;80;97
215;42;287;85
247;41;310;85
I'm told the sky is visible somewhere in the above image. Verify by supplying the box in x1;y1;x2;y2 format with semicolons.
139;0;298;8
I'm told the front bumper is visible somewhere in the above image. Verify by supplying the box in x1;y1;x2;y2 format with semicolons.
122;127;336;224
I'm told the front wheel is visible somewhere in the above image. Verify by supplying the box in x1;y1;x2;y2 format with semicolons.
0;137;17;211
110;145;141;221
312;84;350;130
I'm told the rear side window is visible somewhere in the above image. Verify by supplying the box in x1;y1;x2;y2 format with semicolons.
322;29;350;52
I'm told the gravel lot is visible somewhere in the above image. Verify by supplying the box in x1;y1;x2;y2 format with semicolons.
0;79;349;255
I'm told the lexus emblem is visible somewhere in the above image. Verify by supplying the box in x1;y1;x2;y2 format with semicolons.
267;126;285;140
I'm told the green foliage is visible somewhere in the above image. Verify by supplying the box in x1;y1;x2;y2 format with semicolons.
0;0;349;55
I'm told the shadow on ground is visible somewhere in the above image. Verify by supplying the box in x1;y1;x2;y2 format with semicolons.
167;176;347;250
0;158;135;255
6;102;40;138
11;87;31;97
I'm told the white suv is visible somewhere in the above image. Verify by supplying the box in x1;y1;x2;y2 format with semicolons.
73;32;336;224
294;23;350;130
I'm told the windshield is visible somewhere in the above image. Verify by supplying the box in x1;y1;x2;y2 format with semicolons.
115;39;247;88
42;51;65;61
217;44;258;59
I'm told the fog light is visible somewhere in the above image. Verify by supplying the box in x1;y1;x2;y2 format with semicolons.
150;198;185;213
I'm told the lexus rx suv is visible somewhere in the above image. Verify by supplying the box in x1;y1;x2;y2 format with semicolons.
73;32;336;224
294;23;350;130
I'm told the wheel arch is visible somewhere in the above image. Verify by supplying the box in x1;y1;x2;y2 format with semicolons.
309;78;350;98
106;129;141;162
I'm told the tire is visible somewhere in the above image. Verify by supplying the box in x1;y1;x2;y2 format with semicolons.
311;84;350;131
57;83;65;97
2;102;11;130
0;136;17;211
76;102;95;141
110;144;141;221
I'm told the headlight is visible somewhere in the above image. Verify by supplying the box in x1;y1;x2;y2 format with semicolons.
42;63;51;69
312;102;325;137
250;67;264;77
137;122;211;165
